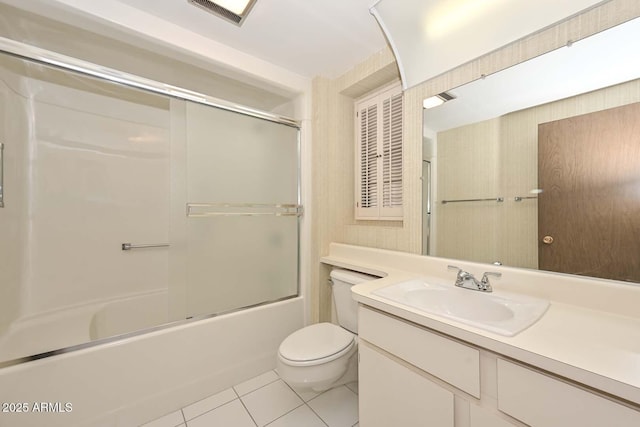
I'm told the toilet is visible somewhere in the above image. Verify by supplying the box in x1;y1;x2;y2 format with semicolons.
277;268;377;391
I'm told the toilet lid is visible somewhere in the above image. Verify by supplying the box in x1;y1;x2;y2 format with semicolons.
279;323;355;363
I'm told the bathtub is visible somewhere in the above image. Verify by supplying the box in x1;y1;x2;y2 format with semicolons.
89;291;168;340
0;290;168;363
0;296;304;427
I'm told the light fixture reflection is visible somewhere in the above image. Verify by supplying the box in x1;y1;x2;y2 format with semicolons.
423;92;455;109
423;96;445;109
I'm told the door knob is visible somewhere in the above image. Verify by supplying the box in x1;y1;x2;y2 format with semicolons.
542;235;554;245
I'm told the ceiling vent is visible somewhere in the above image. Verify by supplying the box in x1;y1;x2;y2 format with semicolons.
187;0;257;26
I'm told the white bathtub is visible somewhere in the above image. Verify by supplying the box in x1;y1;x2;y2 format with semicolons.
0;290;168;363
89;291;168;340
0;296;304;427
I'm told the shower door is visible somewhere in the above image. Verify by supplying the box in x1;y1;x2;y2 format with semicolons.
0;40;301;366
169;101;300;319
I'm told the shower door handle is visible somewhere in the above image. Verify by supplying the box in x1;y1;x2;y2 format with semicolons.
0;142;4;208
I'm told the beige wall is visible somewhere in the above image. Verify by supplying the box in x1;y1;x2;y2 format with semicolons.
310;50;410;322
311;0;640;322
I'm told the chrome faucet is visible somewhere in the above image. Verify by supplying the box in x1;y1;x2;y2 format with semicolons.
447;265;501;292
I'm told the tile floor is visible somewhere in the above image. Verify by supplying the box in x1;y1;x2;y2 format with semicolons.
141;370;359;427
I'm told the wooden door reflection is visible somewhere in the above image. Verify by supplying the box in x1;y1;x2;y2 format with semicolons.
538;102;640;282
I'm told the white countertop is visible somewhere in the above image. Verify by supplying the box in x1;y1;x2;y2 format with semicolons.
321;243;640;406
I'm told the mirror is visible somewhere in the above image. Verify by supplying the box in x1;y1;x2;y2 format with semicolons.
422;18;640;284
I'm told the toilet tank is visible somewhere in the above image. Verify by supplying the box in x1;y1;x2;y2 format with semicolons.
330;268;378;333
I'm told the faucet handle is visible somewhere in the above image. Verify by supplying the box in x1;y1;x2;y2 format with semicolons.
447;265;462;273
448;265;469;274
449;265;476;287
481;271;501;286
448;265;467;277
478;271;501;292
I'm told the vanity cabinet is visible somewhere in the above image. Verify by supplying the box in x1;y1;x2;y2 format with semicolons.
496;359;640;427
358;306;491;427
359;340;454;427
358;306;640;427
470;405;515;427
358;305;480;397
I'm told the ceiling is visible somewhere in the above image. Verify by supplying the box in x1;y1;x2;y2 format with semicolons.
115;0;389;79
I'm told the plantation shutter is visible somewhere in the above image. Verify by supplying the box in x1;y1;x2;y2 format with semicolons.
360;104;378;211
355;84;403;220
381;92;403;216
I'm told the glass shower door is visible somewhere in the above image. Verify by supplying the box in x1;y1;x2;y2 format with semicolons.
0;38;302;367
177;102;300;318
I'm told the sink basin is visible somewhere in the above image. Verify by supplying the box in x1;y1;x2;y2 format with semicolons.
372;279;549;336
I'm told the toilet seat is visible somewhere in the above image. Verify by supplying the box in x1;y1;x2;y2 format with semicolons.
278;323;355;367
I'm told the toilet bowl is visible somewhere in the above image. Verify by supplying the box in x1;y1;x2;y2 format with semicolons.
277;268;377;391
277;322;358;391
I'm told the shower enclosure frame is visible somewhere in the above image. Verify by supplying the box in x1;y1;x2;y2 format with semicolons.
0;36;303;369
0;37;300;128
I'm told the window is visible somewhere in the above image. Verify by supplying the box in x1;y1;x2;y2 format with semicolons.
355;83;403;220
